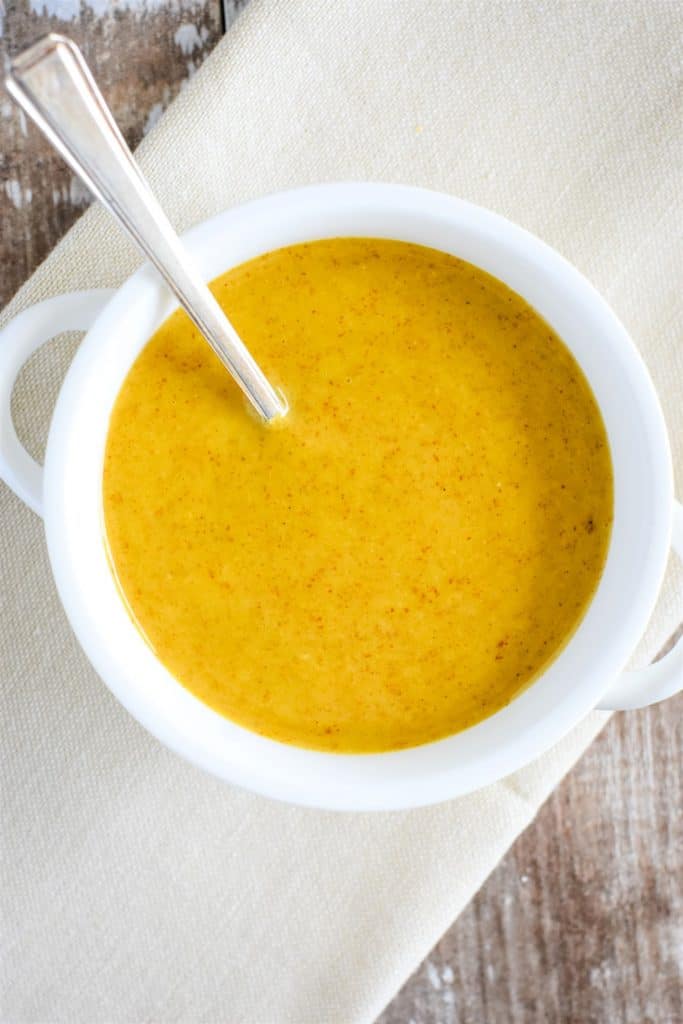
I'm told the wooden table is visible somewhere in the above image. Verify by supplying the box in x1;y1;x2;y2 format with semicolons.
2;5;681;1021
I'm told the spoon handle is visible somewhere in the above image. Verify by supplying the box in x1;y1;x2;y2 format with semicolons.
6;34;286;422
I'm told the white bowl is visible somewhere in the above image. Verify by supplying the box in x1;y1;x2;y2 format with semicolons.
1;184;681;810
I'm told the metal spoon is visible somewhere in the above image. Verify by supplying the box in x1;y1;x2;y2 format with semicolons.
5;33;287;423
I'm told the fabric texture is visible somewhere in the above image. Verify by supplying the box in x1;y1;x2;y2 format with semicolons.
1;2;681;1021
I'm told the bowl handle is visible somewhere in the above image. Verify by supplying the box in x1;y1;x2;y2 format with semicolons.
597;500;683;710
0;289;115;517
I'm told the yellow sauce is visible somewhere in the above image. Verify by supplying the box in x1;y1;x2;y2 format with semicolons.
103;239;612;752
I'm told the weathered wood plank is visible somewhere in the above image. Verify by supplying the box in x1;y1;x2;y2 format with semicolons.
378;687;683;1024
1;0;233;307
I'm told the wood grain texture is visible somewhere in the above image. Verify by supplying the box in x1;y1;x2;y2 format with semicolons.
377;685;683;1024
1;3;681;1022
1;0;235;308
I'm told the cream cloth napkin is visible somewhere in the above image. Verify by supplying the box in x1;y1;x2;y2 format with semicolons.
2;2;681;1021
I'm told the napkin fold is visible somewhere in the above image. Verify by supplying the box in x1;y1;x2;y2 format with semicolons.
1;2;681;1021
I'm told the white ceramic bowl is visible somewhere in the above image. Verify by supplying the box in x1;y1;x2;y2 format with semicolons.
1;184;681;811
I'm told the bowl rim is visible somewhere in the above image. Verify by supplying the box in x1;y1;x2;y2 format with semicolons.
42;183;674;810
